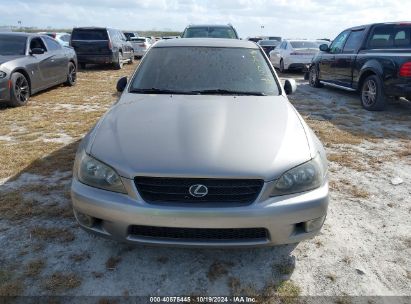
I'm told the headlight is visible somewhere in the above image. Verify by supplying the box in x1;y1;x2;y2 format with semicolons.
0;71;6;79
271;154;326;196
77;153;126;193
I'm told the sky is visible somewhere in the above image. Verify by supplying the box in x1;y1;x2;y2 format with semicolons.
0;0;410;39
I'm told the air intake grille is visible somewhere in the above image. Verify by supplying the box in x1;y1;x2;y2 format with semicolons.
134;177;264;205
129;225;269;242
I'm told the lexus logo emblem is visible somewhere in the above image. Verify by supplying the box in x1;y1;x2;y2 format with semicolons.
189;184;208;198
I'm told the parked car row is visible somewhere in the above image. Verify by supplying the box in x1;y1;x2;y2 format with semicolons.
0;22;409;111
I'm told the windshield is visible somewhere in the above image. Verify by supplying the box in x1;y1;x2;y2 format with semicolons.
71;29;108;40
183;27;237;39
130;47;279;95
259;40;278;46
290;41;319;48
0;35;27;55
124;32;137;40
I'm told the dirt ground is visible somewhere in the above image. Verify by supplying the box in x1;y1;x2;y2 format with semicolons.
0;62;410;301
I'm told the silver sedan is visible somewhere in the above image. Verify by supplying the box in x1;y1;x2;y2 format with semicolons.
71;38;329;247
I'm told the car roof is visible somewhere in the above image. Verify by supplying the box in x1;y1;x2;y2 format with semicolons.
345;21;411;31
153;38;258;49
185;24;234;28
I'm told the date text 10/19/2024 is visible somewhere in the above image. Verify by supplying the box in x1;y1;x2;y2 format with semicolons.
150;296;257;303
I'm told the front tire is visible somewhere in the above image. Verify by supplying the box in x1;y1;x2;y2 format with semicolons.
65;62;77;86
8;72;30;107
360;75;386;111
309;65;323;88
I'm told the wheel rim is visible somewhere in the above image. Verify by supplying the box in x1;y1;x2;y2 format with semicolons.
15;76;29;102
68;65;76;83
362;79;377;106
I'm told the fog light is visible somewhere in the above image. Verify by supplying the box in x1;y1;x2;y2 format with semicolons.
304;216;326;232
75;211;95;228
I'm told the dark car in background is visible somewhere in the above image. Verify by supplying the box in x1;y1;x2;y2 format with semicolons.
258;39;280;55
70;27;134;69
123;32;139;41
0;32;77;107
181;24;239;39
308;22;411;110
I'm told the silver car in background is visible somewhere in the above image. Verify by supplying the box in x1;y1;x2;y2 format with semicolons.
71;38;329;247
270;40;321;72
130;37;152;58
0;32;77;107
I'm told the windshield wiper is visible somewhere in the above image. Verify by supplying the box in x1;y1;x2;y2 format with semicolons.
189;89;267;96
129;88;192;95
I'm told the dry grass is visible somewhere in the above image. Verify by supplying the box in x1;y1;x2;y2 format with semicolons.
0;63;137;180
305;119;364;146
0;280;24;296
228;278;301;304
207;260;234;282
349;185;370;199
24;259;46;277
30;227;75;243
106;256;122;271
69;251;91;262
43;272;81;291
328;153;367;171
329;178;369;199
0;188;72;222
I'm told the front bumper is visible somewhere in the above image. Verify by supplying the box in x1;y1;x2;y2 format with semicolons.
285;57;314;70
71;177;329;247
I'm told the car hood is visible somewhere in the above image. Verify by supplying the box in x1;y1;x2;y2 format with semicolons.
0;55;25;65
89;94;311;181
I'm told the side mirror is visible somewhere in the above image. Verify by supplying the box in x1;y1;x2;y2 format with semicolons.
30;48;45;55
116;76;127;92
319;44;329;52
284;79;297;95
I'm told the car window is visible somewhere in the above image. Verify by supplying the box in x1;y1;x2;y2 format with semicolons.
290;41;319;49
368;24;411;48
329;30;350;54
72;29;108;40
0;35;27;55
61;35;70;42
183;27;237;39
124;32;135;40
43;36;61;51
130;47;279;95
30;37;47;52
343;30;365;53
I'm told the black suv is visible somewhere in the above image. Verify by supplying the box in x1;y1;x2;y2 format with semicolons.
181;24;239;39
307;22;411;110
70;27;134;69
